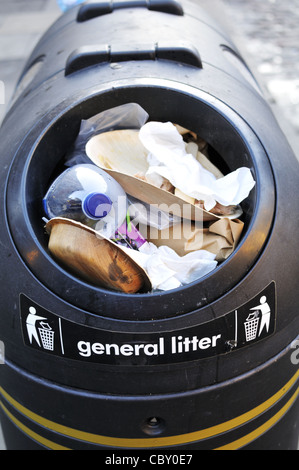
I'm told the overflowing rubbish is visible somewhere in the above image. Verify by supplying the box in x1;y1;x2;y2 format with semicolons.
43;103;256;293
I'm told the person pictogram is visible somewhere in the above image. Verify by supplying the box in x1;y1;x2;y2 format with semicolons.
26;306;47;347
250;296;271;337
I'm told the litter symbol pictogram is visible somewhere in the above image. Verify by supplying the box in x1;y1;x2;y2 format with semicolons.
244;312;260;342
26;306;47;348
244;296;272;342
26;307;55;351
38;322;55;351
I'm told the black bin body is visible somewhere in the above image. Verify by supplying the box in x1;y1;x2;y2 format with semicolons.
0;0;298;450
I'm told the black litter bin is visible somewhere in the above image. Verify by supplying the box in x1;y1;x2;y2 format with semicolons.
0;0;298;451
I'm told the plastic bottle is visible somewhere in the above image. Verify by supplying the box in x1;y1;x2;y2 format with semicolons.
56;0;85;12
43;164;128;238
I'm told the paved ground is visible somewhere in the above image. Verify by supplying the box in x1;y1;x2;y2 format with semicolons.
222;0;299;159
0;0;61;125
0;0;298;451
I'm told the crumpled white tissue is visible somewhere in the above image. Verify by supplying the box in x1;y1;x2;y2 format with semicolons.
122;242;218;291
139;121;256;211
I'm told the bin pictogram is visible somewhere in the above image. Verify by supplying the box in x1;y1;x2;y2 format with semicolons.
244;313;260;342
38;323;55;351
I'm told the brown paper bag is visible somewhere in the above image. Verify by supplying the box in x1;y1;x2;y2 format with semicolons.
145;218;244;262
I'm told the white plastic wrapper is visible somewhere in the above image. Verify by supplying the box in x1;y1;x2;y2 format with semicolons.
139;121;256;211
66;103;149;166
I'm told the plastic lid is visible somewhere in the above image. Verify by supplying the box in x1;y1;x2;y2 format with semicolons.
83;192;113;219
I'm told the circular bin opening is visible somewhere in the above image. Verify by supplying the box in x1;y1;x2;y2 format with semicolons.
8;83;274;320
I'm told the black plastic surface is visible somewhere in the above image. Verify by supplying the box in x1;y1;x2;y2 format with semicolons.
77;0;184;22
65;42;202;75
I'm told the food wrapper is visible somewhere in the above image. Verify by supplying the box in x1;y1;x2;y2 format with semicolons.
112;215;147;251
145;218;244;262
66;103;149;166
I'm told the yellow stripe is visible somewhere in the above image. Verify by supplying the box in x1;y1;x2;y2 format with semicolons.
0;369;298;449
0;401;69;450
1;389;297;451
215;386;299;450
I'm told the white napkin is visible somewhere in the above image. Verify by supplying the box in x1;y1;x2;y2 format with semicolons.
122;242;218;291
139;121;256;211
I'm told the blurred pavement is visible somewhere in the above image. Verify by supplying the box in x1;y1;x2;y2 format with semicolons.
0;0;61;124
0;0;298;451
222;0;299;160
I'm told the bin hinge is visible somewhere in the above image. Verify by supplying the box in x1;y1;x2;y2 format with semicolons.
77;0;184;22
65;42;202;76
